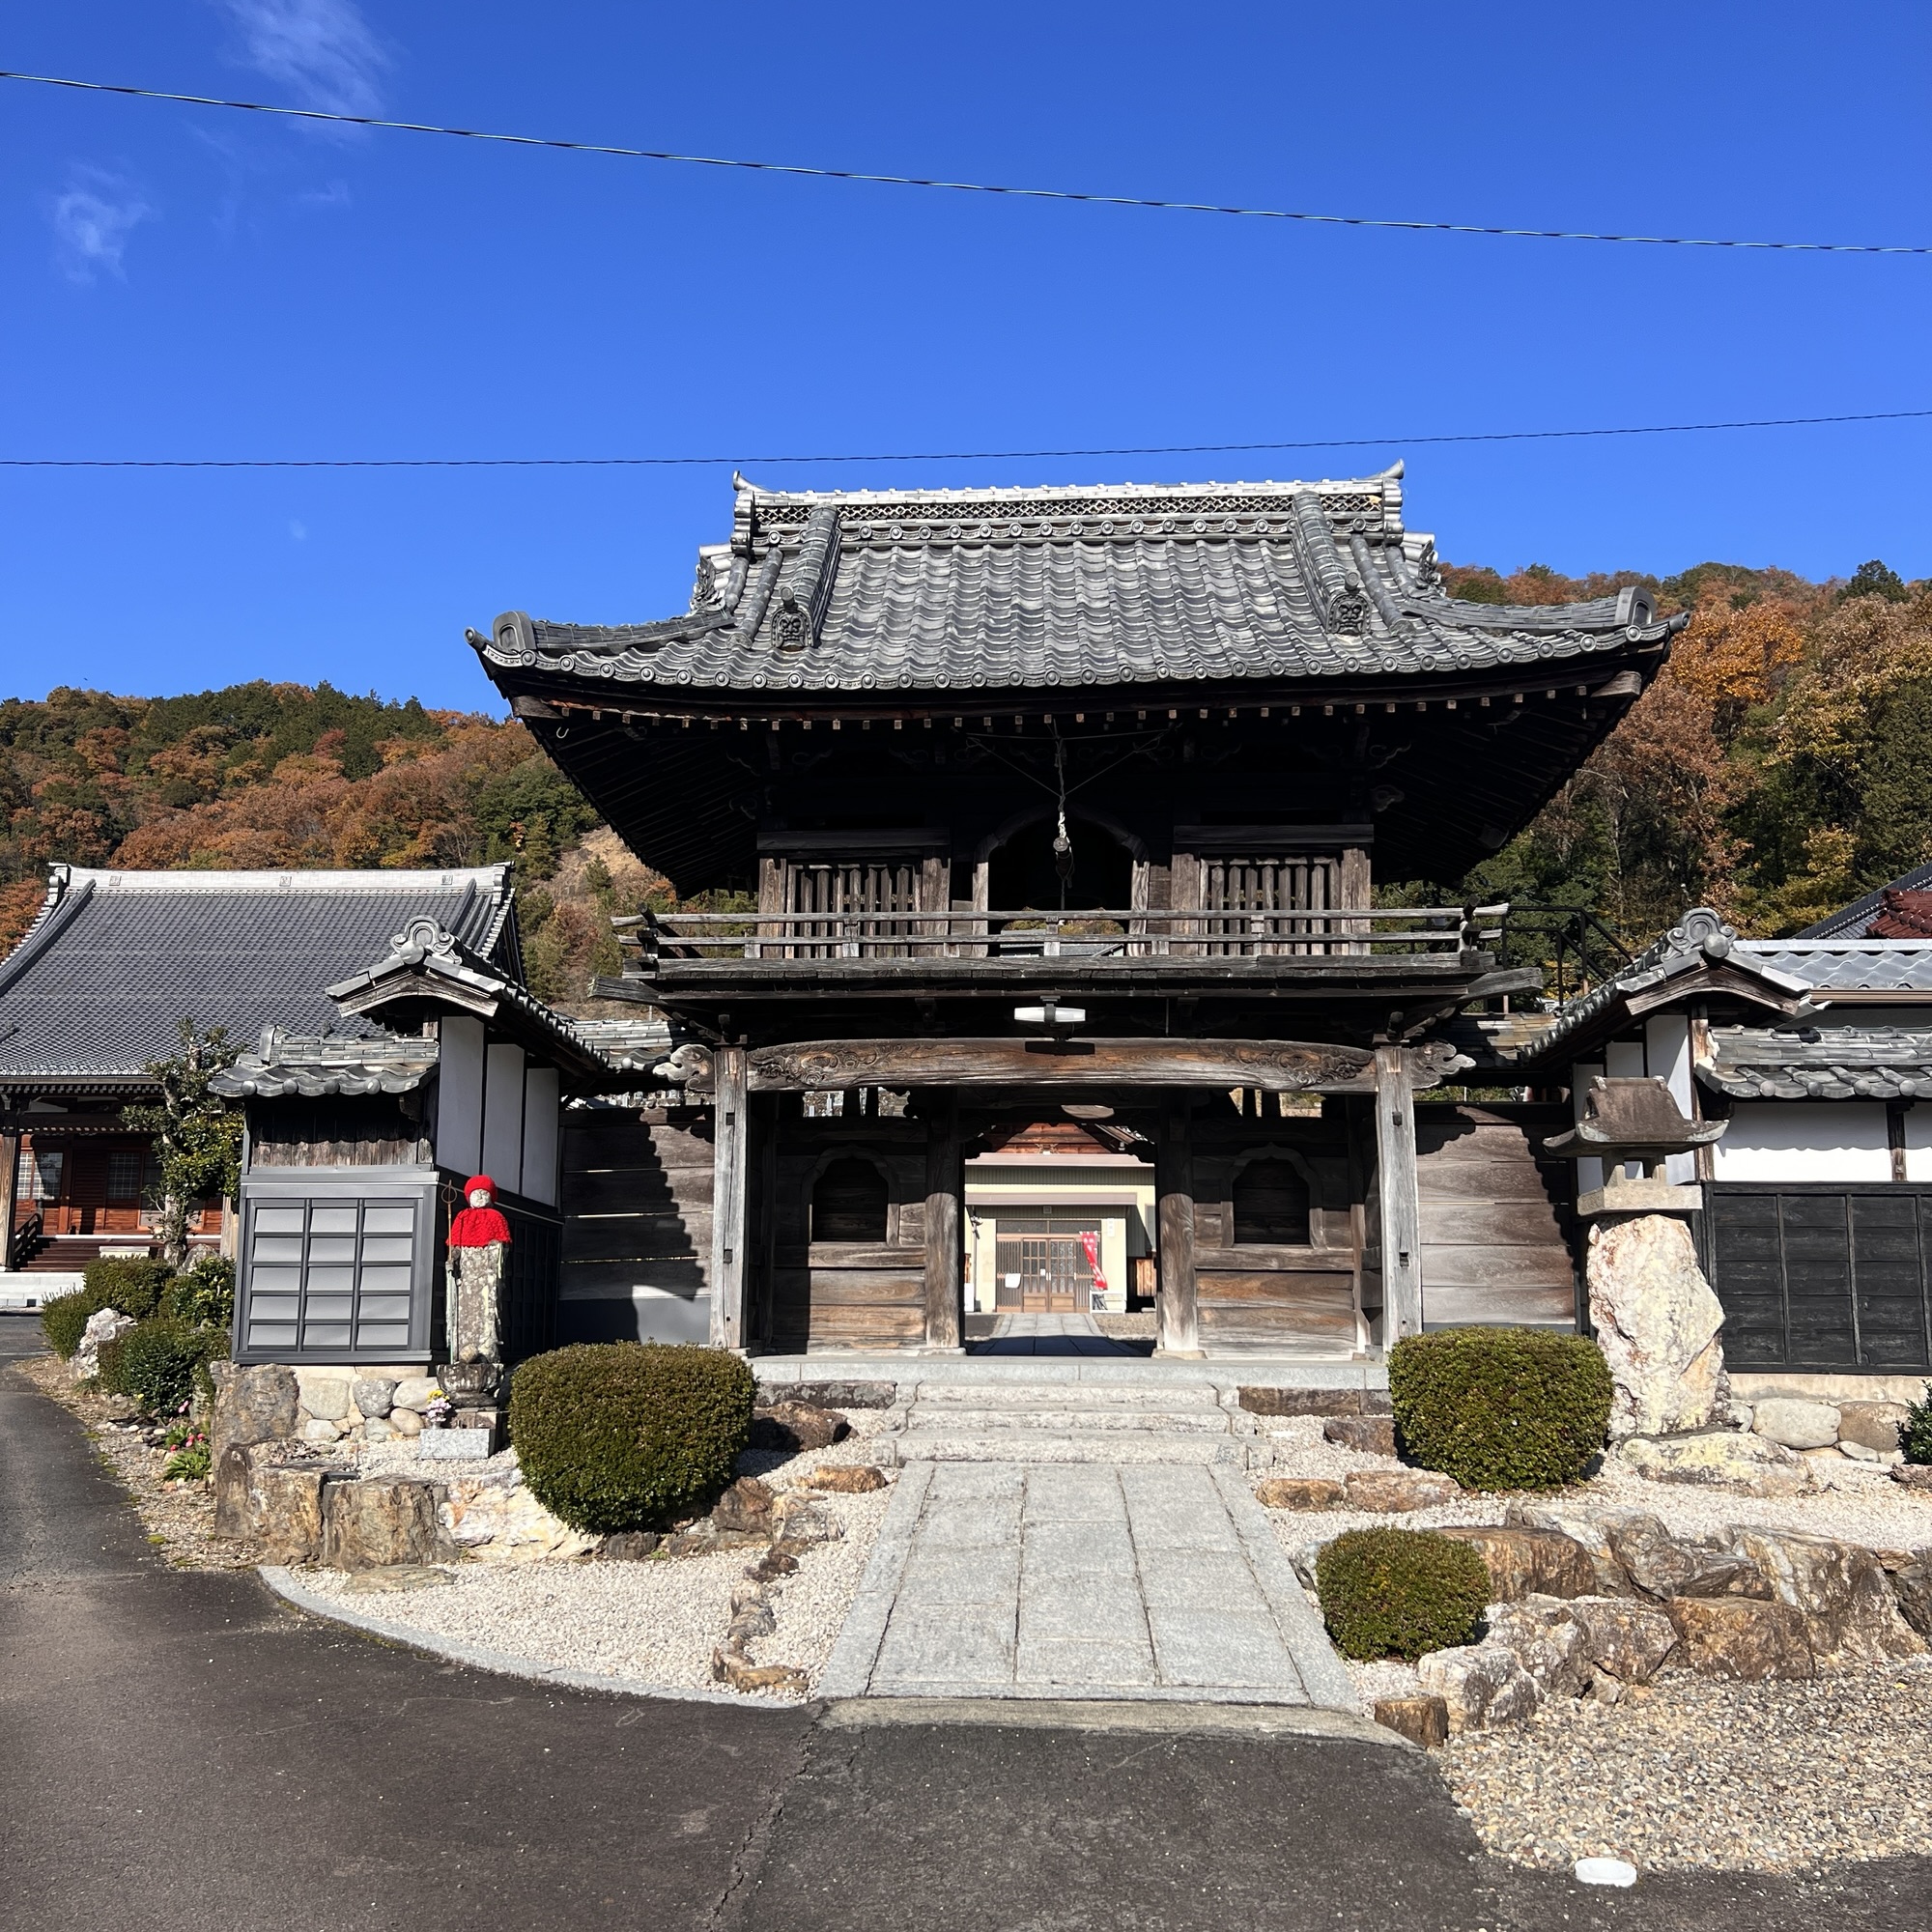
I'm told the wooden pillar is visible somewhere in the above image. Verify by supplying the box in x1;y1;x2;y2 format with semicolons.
0;1127;19;1270
1375;1044;1423;1343
708;1047;749;1350
922;1090;963;1351
1155;1096;1200;1355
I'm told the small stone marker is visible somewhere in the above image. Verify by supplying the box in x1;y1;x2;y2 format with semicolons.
416;1428;494;1462
1574;1859;1637;1889
1372;1694;1448;1749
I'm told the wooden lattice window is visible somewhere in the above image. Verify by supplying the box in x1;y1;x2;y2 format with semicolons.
1201;855;1339;953
786;861;919;954
1232;1159;1312;1245
811;1158;890;1242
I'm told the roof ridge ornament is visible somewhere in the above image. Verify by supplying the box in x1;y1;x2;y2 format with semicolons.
1664;906;1735;961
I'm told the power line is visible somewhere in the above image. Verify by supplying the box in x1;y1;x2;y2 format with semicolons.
6;69;1928;259
4;408;1930;469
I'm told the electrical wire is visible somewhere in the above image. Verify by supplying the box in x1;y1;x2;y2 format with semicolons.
5;69;1928;258
4;408;1930;469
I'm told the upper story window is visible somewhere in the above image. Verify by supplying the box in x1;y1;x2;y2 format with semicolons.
1232;1158;1311;1245
811;1157;890;1242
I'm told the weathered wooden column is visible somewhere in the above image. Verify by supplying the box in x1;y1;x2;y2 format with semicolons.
1374;1044;1423;1343
0;1127;18;1270
1155;1095;1201;1355
708;1047;749;1350
922;1090;963;1351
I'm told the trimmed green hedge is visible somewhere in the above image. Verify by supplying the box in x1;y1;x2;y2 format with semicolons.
97;1316;221;1416
1389;1325;1612;1492
1902;1381;1932;1465
508;1343;757;1534
1317;1527;1491;1662
166;1256;235;1333
41;1255;177;1359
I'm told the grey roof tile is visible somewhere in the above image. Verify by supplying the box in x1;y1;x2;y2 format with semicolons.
1701;1025;1932;1100
1734;941;1932;993
0;866;515;1082
475;470;1682;698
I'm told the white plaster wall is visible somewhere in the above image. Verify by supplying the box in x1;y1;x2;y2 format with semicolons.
436;1015;485;1177
1644;1014;1696;1184
481;1042;526;1193
521;1065;559;1207
1903;1107;1932;1182
1571;1060;1605;1196
1711;1101;1891;1181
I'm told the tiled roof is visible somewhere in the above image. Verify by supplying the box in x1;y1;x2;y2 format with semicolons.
1733;940;1932;993
1797;863;1932;939
473;469;1685;698
0;866;516;1083
212;1031;440;1099
1701;1025;1932;1100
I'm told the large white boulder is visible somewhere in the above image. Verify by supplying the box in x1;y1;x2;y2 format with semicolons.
71;1307;137;1380
1586;1214;1729;1440
1750;1397;1841;1451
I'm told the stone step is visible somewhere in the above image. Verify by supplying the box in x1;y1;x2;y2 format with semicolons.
910;1381;1225;1409
883;1430;1259;1468
902;1406;1236;1435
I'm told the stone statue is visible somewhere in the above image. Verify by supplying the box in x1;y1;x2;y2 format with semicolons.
445;1174;512;1367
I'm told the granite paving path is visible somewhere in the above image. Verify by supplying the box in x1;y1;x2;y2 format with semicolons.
820;1458;1359;1707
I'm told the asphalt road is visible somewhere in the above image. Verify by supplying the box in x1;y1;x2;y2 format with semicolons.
4;1314;1927;1932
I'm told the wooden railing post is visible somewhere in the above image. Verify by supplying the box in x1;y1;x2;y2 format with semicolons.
708;1047;749;1350
1155;1096;1201;1356
922;1090;963;1351
1375;1044;1423;1344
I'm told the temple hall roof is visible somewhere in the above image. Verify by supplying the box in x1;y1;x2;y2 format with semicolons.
0;866;518;1088
472;468;1685;703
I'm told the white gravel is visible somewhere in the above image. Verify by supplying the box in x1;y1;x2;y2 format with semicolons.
298;1407;901;1702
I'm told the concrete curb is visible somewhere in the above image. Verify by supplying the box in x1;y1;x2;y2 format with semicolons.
816;1461;933;1698
258;1565;786;1710
819;1694;1407;1747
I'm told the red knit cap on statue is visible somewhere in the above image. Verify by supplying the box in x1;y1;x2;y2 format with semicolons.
448;1175;513;1247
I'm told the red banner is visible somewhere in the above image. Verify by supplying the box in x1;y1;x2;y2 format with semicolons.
1078;1228;1108;1295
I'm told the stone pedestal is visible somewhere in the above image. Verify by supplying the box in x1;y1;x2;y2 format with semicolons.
1587;1212;1729;1441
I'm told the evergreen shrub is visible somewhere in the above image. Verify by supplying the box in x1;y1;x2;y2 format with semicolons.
1389;1325;1612;1491
167;1255;236;1332
41;1288;105;1360
98;1316;220;1415
508;1343;756;1534
82;1255;174;1319
1902;1382;1932;1465
1317;1527;1492;1662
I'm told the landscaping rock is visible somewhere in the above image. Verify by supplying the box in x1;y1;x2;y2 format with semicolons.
1890;1561;1932;1638
1615;1427;1816;1497
803;1464;887;1493
391;1376;441;1412
440;1468;595;1562
209;1362;299;1463
595;1531;662;1561
749;1546;800;1581
1750;1397;1842;1451
1254;1476;1345;1511
769;1492;842;1544
1560;1595;1681;1683
1481;1600;1592;1697
1663;1596;1816;1680
321;1477;445;1571
1503;1504;1634;1597
1837;1401;1910;1454
711;1651;810;1696
1239;1386;1361;1417
299;1376;352;1422
1892;1463;1932;1492
1418;1641;1542;1732
387;1405;424;1437
213;1443;338;1561
749;1401;849;1454
300;1417;344;1445
712;1476;777;1535
1341;1469;1461;1513
1727;1527;1926;1662
1602;1511;1770;1600
340;1565;453;1594
1322;1415;1397;1456
71;1308;136;1380
350;1377;397;1420
1586;1212;1729;1440
1435;1526;1600;1603
1374;1694;1449;1748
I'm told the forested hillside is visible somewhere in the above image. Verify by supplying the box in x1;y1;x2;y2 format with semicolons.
2;554;1926;1005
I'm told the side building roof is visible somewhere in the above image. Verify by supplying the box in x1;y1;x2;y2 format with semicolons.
0;865;517;1091
472;468;1683;705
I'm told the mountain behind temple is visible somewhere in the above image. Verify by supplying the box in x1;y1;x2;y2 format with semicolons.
2;553;1927;998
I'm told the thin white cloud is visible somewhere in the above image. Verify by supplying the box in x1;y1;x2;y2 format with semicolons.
49;167;154;283
288;520;308;541
212;0;389;116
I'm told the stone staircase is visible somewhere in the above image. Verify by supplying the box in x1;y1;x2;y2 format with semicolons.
872;1378;1271;1468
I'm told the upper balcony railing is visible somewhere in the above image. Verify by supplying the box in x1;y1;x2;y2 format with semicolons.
614;903;1508;964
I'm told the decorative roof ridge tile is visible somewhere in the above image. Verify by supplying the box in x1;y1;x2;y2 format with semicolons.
46;863;513;895
731;466;1406;511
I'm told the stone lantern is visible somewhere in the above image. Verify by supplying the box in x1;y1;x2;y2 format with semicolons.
1545;1078;1731;1442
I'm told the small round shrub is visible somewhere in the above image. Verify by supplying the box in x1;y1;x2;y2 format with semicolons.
1317;1526;1491;1662
82;1255;174;1319
1901;1381;1932;1465
167;1255;236;1333
98;1316;220;1416
1389;1325;1612;1491
41;1286;107;1359
508;1342;757;1534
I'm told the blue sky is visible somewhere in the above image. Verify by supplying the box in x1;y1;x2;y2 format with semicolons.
5;2;1929;711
